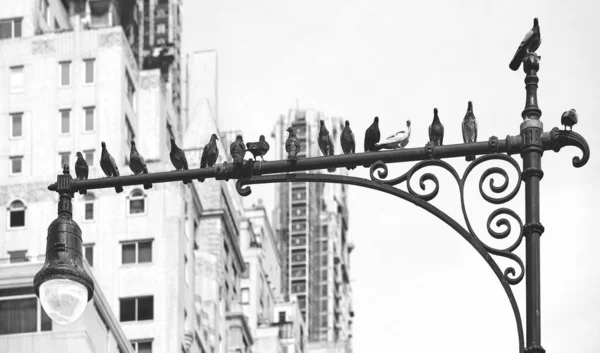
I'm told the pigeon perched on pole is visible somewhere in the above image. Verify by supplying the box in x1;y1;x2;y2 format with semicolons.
129;140;152;189
246;135;270;162
318;120;336;172
364;116;381;152
561;109;578;131
100;141;123;193
509;18;541;71
374;120;411;151
285;127;301;163
462;101;478;161
75;152;89;180
230;135;246;164
201;134;219;168
428;108;444;146
340;120;356;170
169;137;191;184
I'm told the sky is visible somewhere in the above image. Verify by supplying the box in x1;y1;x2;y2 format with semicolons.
183;1;600;352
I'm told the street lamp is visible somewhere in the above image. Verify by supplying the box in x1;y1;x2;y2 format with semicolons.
33;167;94;324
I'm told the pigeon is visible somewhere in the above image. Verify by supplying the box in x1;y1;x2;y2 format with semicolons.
428;108;444;146
561;109;578;131
364;116;381;152
246;135;270;162
509;18;541;71
201;134;219;168
75;152;88;180
374;120;411;151
318;120;336;173
340;120;356;170
462;101;478;161
100;141;123;193
230;135;246;164
129;140;152;189
285;127;301;162
169;137;191;184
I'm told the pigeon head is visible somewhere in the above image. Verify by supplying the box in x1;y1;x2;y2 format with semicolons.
434;108;438;115
374;116;379;123
170;137;176;145
468;101;473;111
211;133;219;141
345;120;350;126
259;135;265;140
236;135;243;141
131;139;136;146
76;151;83;158
286;127;294;133
406;120;411;127
101;141;106;148
320;120;324;126
533;18;539;26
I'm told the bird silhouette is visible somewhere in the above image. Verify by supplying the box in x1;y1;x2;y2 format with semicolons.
246;135;270;162
318;120;336;172
374;120;411;151
340;120;356;170
230;135;246;164
100;141;123;193
561;109;578;131
462;101;478;161
428;108;444;146
75;152;88;180
509;18;541;71
129;140;152;189
364;116;381;152
285;127;301;162
169;137;191;184
201;134;219;168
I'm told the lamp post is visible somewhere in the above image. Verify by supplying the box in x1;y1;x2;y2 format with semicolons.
34;23;590;353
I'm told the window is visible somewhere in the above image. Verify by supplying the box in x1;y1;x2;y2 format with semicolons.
126;70;135;105
0;287;51;335
121;240;152;264
60;109;70;134
9;66;24;92
84;150;95;167
10;113;23;138
120;296;153;322
9;156;23;174
8;200;26;228
156;23;166;34
0;18;22;39
8;250;28;263
84;59;95;84
59;61;71;86
291;281;306;293
128;189;146;215
84;106;95;131
131;340;153;353
59;152;70;169
84;244;94;266
241;288;249;304
84;194;95;220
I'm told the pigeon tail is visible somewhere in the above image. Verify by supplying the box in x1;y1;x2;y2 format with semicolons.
115;186;124;193
143;182;153;190
509;57;522;71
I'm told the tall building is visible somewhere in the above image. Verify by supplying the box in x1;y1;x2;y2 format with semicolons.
272;109;354;351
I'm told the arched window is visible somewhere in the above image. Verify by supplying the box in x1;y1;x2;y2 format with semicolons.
8;200;26;228
83;193;95;221
128;189;146;215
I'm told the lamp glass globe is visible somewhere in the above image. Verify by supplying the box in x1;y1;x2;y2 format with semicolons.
39;279;88;325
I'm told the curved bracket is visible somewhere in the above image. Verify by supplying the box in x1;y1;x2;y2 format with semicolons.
542;127;590;167
236;170;525;352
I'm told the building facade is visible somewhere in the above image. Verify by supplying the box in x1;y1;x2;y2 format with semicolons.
272;109;354;351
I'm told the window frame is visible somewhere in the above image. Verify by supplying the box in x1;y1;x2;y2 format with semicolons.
59;108;71;134
0;287;52;335
131;339;153;353
9;112;23;139
241;288;250;304
83;244;94;266
7;200;27;229
9;156;23;175
83;106;95;132
127;189;147;216
59;60;71;87
58;152;70;170
83;58;95;84
83;149;95;167
8;250;29;263
121;239;153;265
119;296;154;322
9;65;24;93
83;193;95;221
0;18;22;39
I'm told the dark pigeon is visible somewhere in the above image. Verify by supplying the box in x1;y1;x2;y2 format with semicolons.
246;135;270;162
374;120;411;151
100;141;123;193
428;108;444;146
129;140;152;189
340;120;356;170
285;127;301;162
364;116;381;152
561;109;578;131
509;18;541;71
462;101;478;161
201;134;219;168
230;135;246;164
318;120;336;172
169;137;191;184
75;152;89;180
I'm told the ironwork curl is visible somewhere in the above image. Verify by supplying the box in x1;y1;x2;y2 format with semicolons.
542;127;590;168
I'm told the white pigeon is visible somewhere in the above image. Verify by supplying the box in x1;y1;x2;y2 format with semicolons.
374;120;411;151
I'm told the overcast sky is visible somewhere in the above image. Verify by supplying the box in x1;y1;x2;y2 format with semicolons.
183;1;600;352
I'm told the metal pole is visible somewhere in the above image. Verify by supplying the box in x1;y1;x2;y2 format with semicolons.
520;53;545;353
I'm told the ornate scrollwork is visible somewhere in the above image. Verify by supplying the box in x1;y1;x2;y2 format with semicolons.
542;127;590;167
